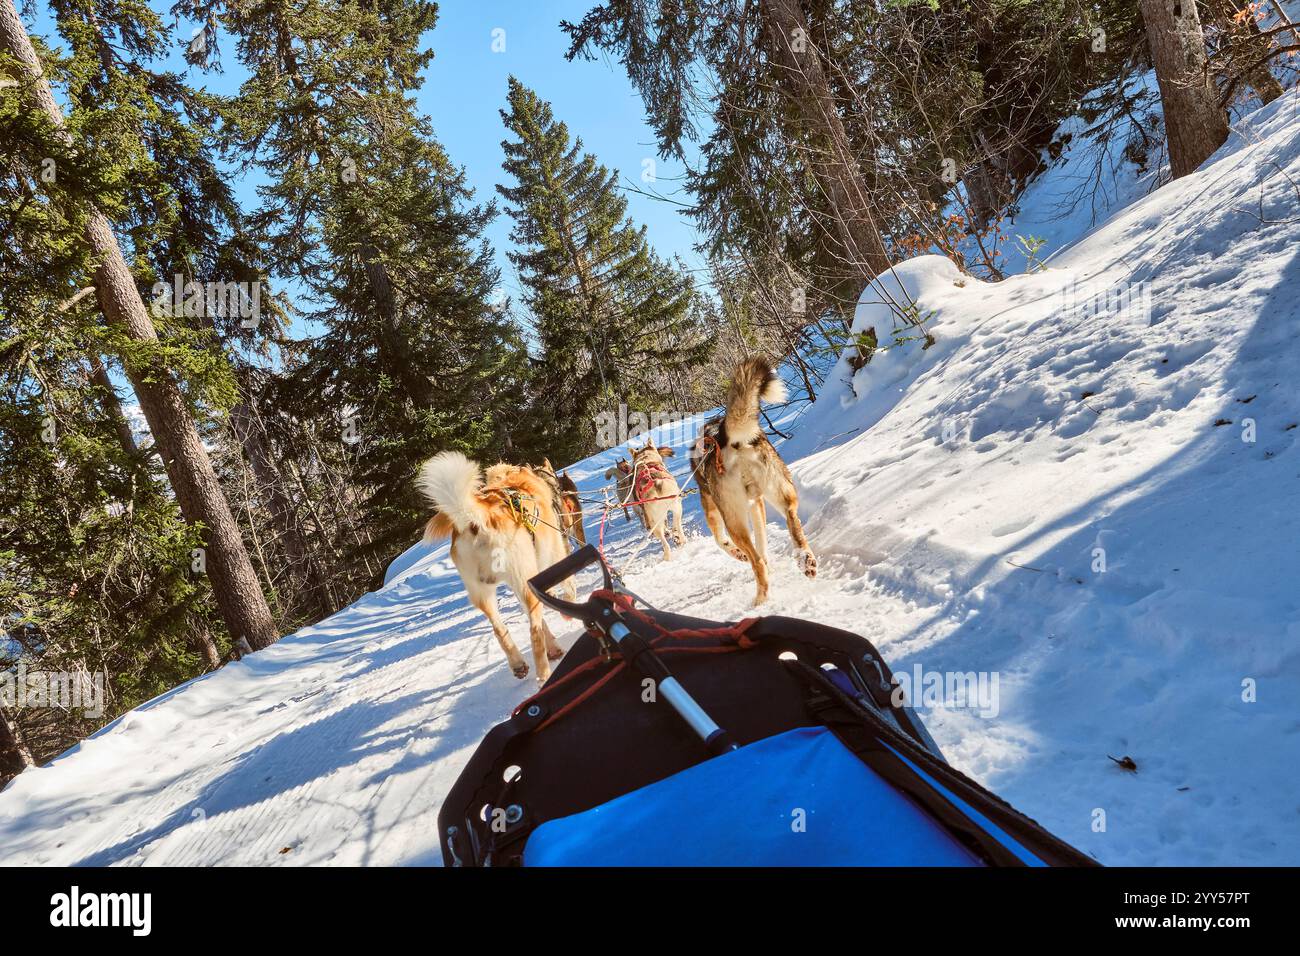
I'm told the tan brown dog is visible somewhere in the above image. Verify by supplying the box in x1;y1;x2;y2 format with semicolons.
418;452;575;683
538;458;587;549
628;442;685;560
604;457;648;528
689;357;816;604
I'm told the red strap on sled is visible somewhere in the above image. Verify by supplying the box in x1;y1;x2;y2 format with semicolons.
591;589;760;648
511;591;760;732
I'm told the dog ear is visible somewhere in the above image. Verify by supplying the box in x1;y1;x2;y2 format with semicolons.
658;446;675;457
617;460;631;474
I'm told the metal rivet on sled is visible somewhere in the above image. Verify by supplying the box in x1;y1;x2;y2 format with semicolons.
526;705;541;718
505;804;523;824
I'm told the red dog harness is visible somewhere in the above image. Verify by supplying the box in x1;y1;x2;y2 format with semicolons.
633;460;673;502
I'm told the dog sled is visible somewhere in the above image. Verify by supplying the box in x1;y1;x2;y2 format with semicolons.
438;544;1097;867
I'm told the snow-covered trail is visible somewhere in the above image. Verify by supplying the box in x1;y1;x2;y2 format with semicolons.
0;435;902;867
5;90;1300;868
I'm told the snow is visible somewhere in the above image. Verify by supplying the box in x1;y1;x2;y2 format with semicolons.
5;89;1300;867
990;72;1165;277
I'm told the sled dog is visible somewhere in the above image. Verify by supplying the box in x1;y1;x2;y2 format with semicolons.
689;357;816;604
538;458;587;548
418;452;575;683
604;457;648;529
628;442;685;560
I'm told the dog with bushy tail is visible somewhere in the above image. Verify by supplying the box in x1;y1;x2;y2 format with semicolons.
418;451;573;683
689;357;816;605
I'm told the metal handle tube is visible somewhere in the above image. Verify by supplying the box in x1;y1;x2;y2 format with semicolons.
658;677;722;740
609;622;738;754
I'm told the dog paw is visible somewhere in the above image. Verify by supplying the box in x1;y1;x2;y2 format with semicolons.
752;590;769;607
546;645;565;662
511;661;530;679
725;543;748;562
799;549;818;578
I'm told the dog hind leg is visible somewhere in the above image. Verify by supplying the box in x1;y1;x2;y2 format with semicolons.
507;577;562;684
466;579;529;679
751;497;769;565
649;513;672;560
774;478;817;578
701;488;747;562
720;499;769;605
669;495;685;546
504;546;563;683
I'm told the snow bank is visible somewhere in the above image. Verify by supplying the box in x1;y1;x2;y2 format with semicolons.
784;92;1300;865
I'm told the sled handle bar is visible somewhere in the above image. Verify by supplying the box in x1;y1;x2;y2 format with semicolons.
528;545;738;756
528;544;613;621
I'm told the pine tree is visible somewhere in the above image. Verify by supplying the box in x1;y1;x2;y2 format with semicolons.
0;0;277;664
562;1;895;308
288;122;531;573
194;0;533;587
565;1;1147;311
0;127;225;772
498;77;705;464
0;0;266;774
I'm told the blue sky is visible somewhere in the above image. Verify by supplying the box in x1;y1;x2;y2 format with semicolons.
418;2;707;306
27;0;707;332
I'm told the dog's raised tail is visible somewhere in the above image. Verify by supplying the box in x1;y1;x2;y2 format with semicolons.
725;356;786;444
416;451;484;540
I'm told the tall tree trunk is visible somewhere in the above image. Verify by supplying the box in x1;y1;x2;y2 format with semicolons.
759;0;892;286
93;353;224;664
0;706;36;773
73;331;221;668
1140;0;1230;178
1;0;278;650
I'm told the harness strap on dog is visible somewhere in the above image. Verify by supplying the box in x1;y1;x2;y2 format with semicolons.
699;435;726;475
493;489;539;538
633;460;673;501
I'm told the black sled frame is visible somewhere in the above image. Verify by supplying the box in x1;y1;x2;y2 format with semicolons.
438;545;1097;868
